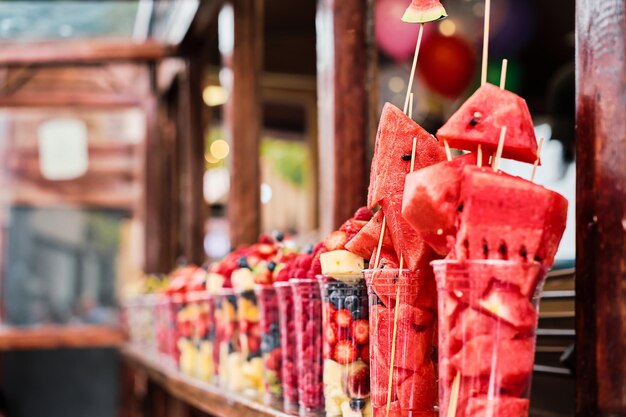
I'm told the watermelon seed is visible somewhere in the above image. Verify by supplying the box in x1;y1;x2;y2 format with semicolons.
482;239;489;258
534;255;542;262
401;154;412;161
469;117;478;127
498;241;508;259
469;111;483;127
457;203;464;212
393;275;398;284
520;246;528;260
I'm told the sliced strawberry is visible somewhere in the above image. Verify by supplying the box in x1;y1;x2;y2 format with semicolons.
351;319;370;344
353;206;374;221
325;230;349;251
360;344;370;363
346;360;370;398
335;309;353;328
333;340;358;365
324;325;338;346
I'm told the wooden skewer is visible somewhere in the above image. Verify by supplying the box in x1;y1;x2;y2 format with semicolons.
477;145;483;168
403;23;425;114
446;372;461;417
385;255;404;417
444;139;453;162
372;216;387;270
530;137;545;183
491;126;507;171
481;0;492;86
409;93;414;118
500;59;508;90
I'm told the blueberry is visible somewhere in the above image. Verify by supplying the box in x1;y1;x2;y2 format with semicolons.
269;323;280;336
237;256;250;269
344;295;359;312
329;291;344;309
273;231;285;242
228;341;237;354
267;261;277;272
248;351;262;360
240;290;257;303
350;399;366;410
304;244;314;254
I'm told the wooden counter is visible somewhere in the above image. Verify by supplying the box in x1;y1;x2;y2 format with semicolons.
121;345;293;417
0;325;124;350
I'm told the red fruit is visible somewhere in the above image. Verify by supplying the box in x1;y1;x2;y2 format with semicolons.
335;309;352;328
324;325;338;346
450;307;519;345
292;268;308;279
371;349;413;407
466;396;530;417
397;362;438;410
345;360;370;398
333;340;358;365
346;210;394;259
325;230;349;251
477;285;538;332
351;319;370;344
340;219;368;241
360;344;370;363
258;234;274;244
256;243;277;257
298;254;314;272
248;335;261;353
353;206;374;221
265;348;281;371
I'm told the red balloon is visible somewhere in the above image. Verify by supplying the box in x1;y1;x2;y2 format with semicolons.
375;0;425;62
418;34;477;98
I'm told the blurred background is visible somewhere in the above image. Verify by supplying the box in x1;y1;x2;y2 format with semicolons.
0;1;574;416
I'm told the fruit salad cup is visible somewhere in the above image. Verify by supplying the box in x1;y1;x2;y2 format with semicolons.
187;291;215;382
236;288;264;397
154;293;179;366
214;289;243;391
255;284;283;406
175;293;197;376
291;278;324;417
125;294;157;351
365;269;438;417
318;274;372;417
432;260;546;417
275;281;299;414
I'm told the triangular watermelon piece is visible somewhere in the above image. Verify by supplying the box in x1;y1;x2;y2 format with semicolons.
380;194;438;272
345;210;394;259
466;396;530;417
368;103;446;209
402;153;480;256
455;166;568;268
402;0;447;23
437;83;539;163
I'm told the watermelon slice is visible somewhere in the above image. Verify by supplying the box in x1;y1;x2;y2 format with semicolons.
466;396;530;417
436;83;539;163
402;153;480;256
477;284;538;332
381;194;438;272
345;210;394;259
368;103;446;209
371;348;414;407
402;0;448;23
449;335;535;388
368;268;436;310
397;361;438;410
450;307;520;346
455;166;568;268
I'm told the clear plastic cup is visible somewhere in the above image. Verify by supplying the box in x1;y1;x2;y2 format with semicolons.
432;260;546;417
318;274;372;417
154;294;179;367
186;291;215;382
365;269;438;417
275;281;299;414
255;284;283;406
214;289;243;391
291;278;324;417
175;293;197;376
236;288;264;397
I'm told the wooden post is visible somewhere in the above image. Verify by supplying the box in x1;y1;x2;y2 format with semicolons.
223;0;263;246
178;58;208;265
316;0;372;234
576;1;626;416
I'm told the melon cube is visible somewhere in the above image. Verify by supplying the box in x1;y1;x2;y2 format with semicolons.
397;361;438;410
346;210;394;259
466;396;530;417
477;285;538;333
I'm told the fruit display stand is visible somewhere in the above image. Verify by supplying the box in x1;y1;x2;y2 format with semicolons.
122;344;293;417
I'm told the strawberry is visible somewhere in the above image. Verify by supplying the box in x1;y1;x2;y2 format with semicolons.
354;206;374;221
333;340;358;364
335;309;352;328
351;319;369;344
324;325;338;346
325;231;349;251
360;344;370;362
258;234;274;244
346;360;370;398
298;254;314;271
265;348;281;371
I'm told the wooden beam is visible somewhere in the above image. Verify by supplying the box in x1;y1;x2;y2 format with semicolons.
224;0;263;246
178;59;207;265
0;92;142;108
576;1;626;416
0;325;124;351
316;0;372;234
0;40;175;67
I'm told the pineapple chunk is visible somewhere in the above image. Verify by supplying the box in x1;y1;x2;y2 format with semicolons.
321;250;364;278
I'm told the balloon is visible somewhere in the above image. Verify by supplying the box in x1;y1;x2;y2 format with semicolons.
375;0;434;62
418;34;476;99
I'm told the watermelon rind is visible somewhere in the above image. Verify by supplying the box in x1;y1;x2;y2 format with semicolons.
402;1;448;23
